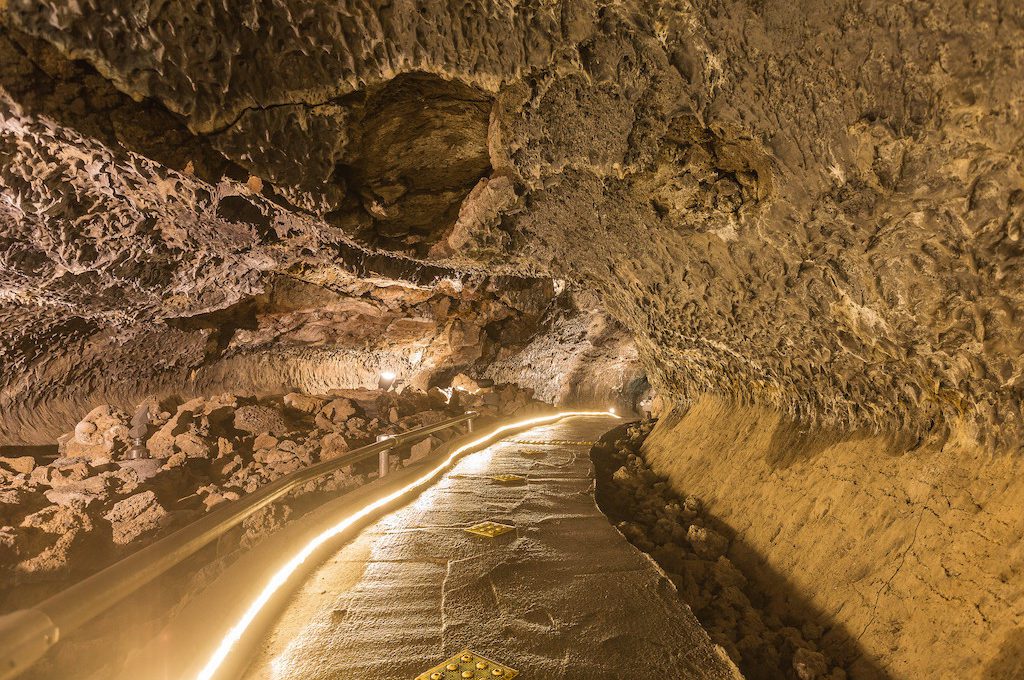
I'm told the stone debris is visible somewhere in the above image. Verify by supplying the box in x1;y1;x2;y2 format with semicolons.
0;382;540;598
314;398;358;431
103;491;169;545
61;406;132;462
282;393;327;415
0;457;35;475
408;437;436;461
592;420;849;680
232;404;289;436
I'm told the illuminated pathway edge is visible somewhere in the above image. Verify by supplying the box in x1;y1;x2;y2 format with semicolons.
234;416;740;680
192;412;616;680
117;413;740;680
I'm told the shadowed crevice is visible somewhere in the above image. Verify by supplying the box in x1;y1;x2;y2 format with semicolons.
592;421;890;680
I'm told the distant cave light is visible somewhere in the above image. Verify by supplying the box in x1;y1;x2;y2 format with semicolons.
378;370;397;391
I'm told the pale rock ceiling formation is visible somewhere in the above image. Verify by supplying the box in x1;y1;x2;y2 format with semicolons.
2;0;1021;451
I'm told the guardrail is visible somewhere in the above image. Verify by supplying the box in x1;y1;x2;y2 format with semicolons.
0;410;478;679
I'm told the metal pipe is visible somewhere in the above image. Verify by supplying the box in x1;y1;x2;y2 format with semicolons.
0;411;477;679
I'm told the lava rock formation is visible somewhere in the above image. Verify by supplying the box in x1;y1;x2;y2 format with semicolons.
1;1;1022;678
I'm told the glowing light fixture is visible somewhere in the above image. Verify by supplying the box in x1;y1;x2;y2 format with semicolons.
196;409;618;680
378;370;397;391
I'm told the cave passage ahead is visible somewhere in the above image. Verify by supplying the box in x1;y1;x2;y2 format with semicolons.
1;1;1024;679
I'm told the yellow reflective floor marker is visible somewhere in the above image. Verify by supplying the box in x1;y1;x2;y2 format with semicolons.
490;474;526;485
508;439;596;446
464;521;515;538
416;649;519;680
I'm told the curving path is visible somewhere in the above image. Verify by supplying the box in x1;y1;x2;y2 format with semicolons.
121;416;739;680
239;416;738;679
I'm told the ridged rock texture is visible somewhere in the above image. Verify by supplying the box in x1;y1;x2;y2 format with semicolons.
1;1;1022;678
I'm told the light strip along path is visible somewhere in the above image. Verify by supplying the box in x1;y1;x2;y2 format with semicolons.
240;415;740;679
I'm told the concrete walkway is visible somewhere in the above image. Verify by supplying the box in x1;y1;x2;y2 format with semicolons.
239;416;739;679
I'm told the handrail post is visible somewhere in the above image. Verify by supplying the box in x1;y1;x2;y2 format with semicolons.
376;435;393;478
0;610;59;679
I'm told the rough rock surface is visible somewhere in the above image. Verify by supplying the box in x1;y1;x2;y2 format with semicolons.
0;2;1022;678
485;289;651;411
643;398;1024;679
3;1;1021;446
104;491;169;546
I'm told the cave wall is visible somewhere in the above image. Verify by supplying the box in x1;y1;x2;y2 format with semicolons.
0;2;1022;676
4;0;1023;445
484;290;649;413
642;397;1024;679
0;272;563;444
492;1;1024;450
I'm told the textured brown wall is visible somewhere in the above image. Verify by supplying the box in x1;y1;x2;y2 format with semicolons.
1;3;1022;674
3;0;1023;445
644;397;1024;679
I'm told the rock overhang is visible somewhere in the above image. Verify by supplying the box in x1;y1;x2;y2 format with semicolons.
0;0;1022;450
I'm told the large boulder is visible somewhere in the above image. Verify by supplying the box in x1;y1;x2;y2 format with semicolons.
41;465;108;506
253;433;278;450
451;373;483;394
283;392;328;414
325;389;378;417
0;456;35;476
146;395;244;458
397;410;447;431
233;404;290;436
314;398;357;430
426;387;452;409
408;436;440;462
16;502;95;579
173;432;213;459
319;432;350;461
31;459;96;488
115;458;164;484
146;399;203;459
61;406;131;461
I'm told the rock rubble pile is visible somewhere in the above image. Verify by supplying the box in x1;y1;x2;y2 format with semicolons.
0;377;539;607
593;421;848;680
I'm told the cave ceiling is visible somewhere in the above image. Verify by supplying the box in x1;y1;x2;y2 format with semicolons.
1;1;1023;448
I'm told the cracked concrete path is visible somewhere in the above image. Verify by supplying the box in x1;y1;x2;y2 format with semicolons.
240;416;740;679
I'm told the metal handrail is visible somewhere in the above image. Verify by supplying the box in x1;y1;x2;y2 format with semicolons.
0;410;478;678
